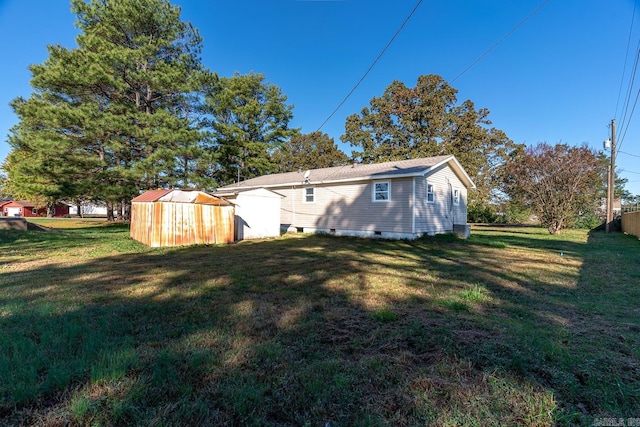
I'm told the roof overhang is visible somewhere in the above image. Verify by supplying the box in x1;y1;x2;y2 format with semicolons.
214;188;285;198
429;156;476;189
222;156;476;191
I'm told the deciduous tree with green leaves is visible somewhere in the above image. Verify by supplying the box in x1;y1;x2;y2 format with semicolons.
271;131;348;173
341;74;520;209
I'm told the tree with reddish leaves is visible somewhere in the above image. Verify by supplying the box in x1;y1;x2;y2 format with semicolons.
502;142;603;234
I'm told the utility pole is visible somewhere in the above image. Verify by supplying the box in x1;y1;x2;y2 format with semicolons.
606;118;616;233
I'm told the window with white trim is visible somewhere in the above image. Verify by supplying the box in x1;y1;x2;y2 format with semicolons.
32;208;38;215
373;181;390;202
303;187;315;203
426;182;435;203
453;188;460;206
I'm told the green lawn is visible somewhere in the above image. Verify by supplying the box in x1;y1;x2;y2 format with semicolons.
1;221;639;426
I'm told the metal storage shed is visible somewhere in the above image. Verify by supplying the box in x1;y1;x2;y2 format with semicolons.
214;188;283;241
130;189;234;247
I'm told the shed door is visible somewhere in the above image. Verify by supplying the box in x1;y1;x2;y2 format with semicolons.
6;207;22;217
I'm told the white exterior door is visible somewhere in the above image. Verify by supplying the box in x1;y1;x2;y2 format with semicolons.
6;207;22;217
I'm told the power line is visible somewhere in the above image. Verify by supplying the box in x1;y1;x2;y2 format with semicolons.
617;85;640;153
316;0;423;132
617;45;640;143
615;1;637;119
619;150;640;158
620;169;640;175
316;0;550;132
616;35;640;151
451;0;550;83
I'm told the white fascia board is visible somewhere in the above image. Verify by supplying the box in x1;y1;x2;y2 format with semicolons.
221;157;476;190
425;156;476;189
223;172;429;190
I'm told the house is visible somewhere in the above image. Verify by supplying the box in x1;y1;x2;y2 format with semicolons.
218;155;475;239
68;201;110;217
214;188;283;241
597;197;622;222
0;200;70;218
130;189;235;247
608;198;622;217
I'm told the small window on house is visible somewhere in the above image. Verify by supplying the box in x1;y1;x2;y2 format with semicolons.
453;188;460;206
373;181;390;202
426;182;435;203
303;187;315;203
32;208;38;215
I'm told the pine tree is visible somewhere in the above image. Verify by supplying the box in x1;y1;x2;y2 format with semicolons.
271;131;348;172
204;72;297;185
4;0;214;218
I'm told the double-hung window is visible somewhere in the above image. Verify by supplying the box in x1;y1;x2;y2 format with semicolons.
303;187;315;203
373;181;390;202
426;182;435;203
453;188;460;206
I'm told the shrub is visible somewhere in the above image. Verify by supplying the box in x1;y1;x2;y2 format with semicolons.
572;211;602;230
468;204;497;223
502;204;531;224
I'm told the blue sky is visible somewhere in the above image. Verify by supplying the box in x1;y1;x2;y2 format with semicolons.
1;0;640;195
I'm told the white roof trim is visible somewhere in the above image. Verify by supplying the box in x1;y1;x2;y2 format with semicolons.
222;156;475;191
215;188;286;198
429;156;476;189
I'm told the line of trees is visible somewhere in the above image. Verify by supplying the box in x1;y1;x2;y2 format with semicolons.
1;0;625;233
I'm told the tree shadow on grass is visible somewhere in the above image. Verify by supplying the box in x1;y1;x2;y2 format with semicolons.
0;227;638;425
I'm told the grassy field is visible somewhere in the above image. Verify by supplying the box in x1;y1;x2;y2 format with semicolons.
1;220;639;426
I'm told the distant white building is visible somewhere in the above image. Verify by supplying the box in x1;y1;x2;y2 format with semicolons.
68;202;109;217
598;198;622;217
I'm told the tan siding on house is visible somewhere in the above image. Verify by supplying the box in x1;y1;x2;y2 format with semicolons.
415;165;468;234
275;178;414;234
221;156;473;239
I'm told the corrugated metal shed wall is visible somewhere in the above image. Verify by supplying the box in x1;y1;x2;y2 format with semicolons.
130;201;234;247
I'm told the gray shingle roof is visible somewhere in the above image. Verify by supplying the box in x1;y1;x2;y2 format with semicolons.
218;155;475;190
